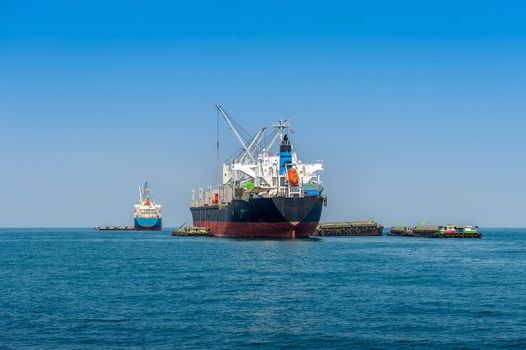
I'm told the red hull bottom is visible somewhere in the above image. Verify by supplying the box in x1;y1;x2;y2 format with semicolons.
193;221;318;239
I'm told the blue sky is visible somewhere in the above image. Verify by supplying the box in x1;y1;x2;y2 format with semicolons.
1;0;526;227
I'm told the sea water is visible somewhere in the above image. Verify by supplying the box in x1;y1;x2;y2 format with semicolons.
1;228;525;349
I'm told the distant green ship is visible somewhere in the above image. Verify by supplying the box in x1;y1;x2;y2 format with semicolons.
389;225;481;238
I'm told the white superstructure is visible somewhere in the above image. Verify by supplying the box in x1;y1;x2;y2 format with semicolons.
191;104;324;207
134;182;162;219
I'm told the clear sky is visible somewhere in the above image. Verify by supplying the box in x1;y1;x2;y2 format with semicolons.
1;0;526;227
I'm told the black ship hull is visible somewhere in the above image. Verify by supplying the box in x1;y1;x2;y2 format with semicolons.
191;196;323;239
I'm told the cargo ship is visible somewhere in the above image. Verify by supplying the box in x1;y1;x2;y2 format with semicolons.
190;104;326;239
134;182;162;230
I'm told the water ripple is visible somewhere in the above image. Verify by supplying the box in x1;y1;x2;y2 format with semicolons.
0;228;525;349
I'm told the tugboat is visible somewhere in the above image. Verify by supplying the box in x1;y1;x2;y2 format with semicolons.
190;104;326;239
134;182;162;230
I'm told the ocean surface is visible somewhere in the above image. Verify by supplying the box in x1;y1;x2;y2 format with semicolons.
1;228;525;349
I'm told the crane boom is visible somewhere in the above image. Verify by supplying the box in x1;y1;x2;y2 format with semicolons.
240;127;266;163
215;104;256;163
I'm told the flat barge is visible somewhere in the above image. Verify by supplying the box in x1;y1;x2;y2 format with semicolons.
314;221;384;236
172;226;212;237
95;226;135;231
389;225;481;238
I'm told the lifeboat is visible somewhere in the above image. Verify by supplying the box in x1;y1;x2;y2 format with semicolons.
287;168;299;186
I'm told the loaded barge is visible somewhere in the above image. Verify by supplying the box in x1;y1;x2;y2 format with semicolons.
389;225;481;238
314;221;384;236
95;225;134;231
172;226;212;237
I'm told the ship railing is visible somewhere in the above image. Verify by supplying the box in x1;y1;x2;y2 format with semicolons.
285;186;303;198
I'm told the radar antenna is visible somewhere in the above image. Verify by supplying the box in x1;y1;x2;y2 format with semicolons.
267;119;290;149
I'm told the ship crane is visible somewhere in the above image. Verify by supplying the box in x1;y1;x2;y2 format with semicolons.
215;104;273;186
215;104;257;163
139;182;151;204
240;127;267;164
215;103;285;164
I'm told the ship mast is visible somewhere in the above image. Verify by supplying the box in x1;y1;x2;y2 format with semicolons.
272;119;290;146
143;182;150;200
